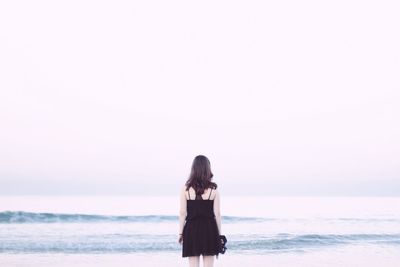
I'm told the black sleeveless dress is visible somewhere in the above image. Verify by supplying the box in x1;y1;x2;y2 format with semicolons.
182;188;220;257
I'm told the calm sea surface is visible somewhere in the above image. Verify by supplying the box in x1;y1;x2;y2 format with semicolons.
1;196;400;266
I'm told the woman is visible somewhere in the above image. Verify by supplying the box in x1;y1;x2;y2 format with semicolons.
179;155;222;267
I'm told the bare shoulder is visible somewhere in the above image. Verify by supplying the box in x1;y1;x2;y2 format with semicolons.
211;187;219;200
181;185;188;195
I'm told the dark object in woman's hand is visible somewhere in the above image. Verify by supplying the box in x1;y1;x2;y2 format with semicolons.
219;235;227;254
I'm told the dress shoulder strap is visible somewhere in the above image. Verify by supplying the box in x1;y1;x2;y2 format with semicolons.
208;188;213;200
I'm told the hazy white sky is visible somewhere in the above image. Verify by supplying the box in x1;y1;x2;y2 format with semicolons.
1;1;399;196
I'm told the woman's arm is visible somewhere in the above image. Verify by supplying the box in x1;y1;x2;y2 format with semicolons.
213;189;221;234
179;186;187;236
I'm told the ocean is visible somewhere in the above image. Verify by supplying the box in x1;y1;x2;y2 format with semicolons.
1;196;400;266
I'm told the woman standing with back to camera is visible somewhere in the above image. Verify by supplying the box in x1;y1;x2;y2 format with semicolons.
179;155;222;267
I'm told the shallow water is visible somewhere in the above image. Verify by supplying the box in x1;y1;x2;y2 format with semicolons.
1;196;400;266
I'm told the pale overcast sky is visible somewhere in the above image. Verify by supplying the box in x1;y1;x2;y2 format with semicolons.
0;1;399;196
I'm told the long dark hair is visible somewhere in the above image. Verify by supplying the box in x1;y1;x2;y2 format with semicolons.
185;155;218;195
